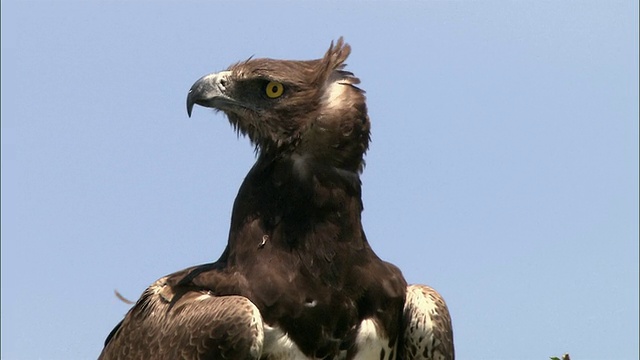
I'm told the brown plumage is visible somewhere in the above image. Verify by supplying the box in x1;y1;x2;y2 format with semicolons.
99;38;454;360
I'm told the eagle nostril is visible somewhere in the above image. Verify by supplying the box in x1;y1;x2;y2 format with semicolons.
219;77;228;88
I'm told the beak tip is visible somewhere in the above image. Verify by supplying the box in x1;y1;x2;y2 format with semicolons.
186;93;194;118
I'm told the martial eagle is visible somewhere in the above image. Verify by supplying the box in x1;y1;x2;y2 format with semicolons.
99;38;454;360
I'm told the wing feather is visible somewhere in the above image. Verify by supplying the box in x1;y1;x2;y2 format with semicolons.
99;276;264;360
400;284;454;360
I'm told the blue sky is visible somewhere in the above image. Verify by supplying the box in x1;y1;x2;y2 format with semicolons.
1;1;638;359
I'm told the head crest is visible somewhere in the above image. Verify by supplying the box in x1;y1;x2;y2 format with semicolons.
317;37;351;82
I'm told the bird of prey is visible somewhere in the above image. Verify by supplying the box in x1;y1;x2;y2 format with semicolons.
99;38;454;360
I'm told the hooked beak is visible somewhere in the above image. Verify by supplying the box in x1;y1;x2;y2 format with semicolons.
186;71;233;117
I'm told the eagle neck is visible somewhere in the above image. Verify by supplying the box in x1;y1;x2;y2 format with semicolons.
226;152;367;260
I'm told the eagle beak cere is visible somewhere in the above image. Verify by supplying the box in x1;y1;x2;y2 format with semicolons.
186;71;232;117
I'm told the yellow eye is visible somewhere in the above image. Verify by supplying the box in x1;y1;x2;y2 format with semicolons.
265;81;284;98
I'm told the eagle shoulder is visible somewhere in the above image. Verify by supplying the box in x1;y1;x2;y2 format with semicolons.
99;271;264;360
401;284;455;360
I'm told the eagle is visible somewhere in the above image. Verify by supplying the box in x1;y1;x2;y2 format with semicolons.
99;38;454;360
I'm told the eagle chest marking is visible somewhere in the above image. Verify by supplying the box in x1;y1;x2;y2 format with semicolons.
353;319;394;360
262;319;393;360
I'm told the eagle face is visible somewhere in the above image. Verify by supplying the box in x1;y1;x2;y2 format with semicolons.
187;38;370;173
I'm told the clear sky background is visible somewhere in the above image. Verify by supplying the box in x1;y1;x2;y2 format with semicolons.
1;1;638;359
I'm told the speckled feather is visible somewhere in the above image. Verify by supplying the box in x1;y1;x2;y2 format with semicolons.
99;277;263;360
400;285;454;360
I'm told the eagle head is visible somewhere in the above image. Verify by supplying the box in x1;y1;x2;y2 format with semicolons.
187;37;370;173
